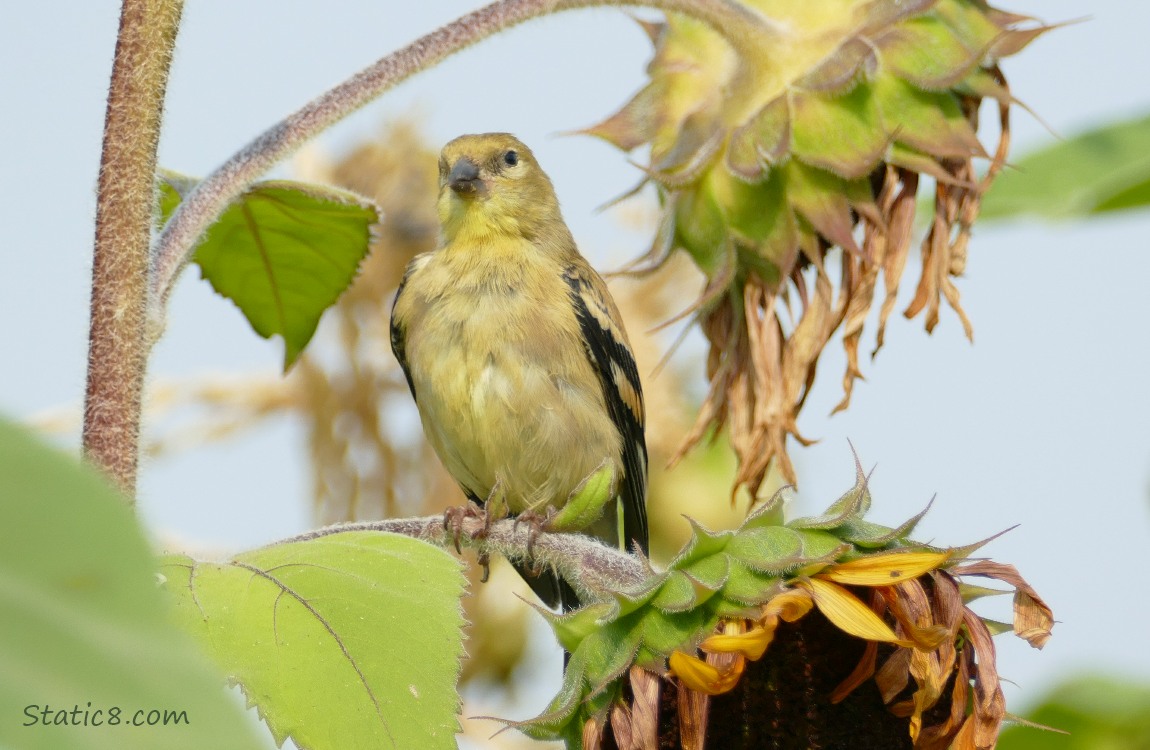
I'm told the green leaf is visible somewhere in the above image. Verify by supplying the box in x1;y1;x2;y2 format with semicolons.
0;417;266;750
551;460;615;532
997;676;1150;749
160;174;379;370
981;114;1150;219
160;531;466;750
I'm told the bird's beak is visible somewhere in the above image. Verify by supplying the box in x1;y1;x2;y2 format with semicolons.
448;158;483;196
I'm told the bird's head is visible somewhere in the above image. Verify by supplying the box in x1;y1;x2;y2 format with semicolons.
436;133;564;244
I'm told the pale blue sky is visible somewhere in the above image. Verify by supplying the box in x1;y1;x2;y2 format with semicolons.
2;0;1149;742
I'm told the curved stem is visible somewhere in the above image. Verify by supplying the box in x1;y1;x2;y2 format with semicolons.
148;0;780;321
85;0;184;498
278;514;649;600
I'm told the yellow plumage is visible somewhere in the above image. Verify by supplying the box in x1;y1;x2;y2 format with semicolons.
390;133;648;609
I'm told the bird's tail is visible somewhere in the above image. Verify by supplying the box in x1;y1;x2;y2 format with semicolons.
513;561;580;612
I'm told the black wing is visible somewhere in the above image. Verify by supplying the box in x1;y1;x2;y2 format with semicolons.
563;266;649;556
390;258;421;402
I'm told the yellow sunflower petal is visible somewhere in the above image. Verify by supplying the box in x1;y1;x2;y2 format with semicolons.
764;588;815;622
669;650;744;696
702;622;776;660
799;578;911;645
818;551;951;586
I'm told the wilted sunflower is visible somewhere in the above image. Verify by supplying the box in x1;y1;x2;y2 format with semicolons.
617;553;1052;749
523;460;1053;750
585;0;1053;492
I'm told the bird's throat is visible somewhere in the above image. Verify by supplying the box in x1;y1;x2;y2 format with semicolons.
439;194;525;246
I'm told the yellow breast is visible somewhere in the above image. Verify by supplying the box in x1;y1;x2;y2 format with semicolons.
395;242;622;516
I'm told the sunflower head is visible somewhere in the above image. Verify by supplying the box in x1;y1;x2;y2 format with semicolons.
586;1;1053;492
518;458;1053;749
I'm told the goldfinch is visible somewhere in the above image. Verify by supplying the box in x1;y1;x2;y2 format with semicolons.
390;133;648;610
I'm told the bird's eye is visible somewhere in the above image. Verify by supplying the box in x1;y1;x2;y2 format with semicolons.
503;150;519;167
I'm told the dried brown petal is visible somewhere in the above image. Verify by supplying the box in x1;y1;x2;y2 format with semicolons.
907;644;948;741
831;638;878;704
1013;590;1053;649
952;560;1054;648
917;652;969;750
584;713;606;750
609;700;633;750
627;666;660;750
873;169;919;356
951;713;977;750
676;674;709;750
882;579;950;650
876;647;912;704
961;608;1006;749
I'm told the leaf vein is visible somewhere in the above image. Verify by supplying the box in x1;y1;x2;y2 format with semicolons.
230;560;394;745
239;202;288;335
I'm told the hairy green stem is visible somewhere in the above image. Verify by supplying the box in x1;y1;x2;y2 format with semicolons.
148;0;782;320
280;514;648;601
84;0;184;499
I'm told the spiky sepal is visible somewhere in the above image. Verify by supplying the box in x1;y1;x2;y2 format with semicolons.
513;460;1052;748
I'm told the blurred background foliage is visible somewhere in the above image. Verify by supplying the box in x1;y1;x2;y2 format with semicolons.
997;676;1150;750
980;113;1150;220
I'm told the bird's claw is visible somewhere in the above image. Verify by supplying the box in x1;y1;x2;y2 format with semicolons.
477;551;491;583
513;506;558;576
443;500;487;555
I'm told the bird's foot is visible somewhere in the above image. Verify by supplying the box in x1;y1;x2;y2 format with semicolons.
442;500;487;555
513;506;559;577
443;501;494;583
